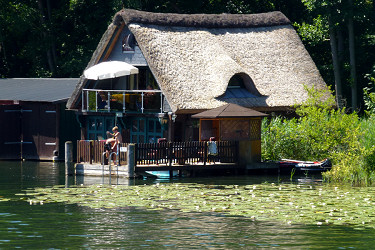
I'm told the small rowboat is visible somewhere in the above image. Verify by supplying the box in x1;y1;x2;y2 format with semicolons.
279;158;331;171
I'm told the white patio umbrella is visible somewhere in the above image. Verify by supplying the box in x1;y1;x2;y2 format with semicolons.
83;61;139;80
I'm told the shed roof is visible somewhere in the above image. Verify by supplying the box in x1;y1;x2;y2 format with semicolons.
0;78;79;103
191;103;268;118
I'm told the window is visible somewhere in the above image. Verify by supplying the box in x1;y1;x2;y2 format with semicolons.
122;33;137;53
222;73;261;99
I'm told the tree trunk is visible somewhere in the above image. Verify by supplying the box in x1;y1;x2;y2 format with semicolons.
45;0;57;68
328;17;343;108
37;0;55;75
348;0;357;110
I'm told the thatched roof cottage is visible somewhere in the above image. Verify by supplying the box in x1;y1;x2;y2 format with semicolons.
67;9;328;143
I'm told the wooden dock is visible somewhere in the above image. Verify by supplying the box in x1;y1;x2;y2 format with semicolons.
73;140;280;178
75;163;131;177
75;162;239;177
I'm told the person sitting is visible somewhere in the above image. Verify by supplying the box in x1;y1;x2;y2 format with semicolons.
105;126;122;161
97;91;107;109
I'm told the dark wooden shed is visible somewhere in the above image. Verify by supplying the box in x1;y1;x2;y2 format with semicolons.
0;79;80;161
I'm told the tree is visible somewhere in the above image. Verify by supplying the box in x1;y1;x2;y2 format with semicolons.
0;0;121;77
300;0;374;111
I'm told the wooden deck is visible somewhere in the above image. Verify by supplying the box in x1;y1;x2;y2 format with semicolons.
74;140;281;178
136;162;238;172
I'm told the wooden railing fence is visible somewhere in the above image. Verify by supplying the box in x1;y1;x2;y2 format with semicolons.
77;140;238;166
77;140;128;164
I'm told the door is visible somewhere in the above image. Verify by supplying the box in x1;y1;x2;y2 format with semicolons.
0;105;21;159
131;118;146;143
130;117;163;143
21;103;39;160
0;103;58;160
87;116;115;140
35;104;57;160
147;118;162;143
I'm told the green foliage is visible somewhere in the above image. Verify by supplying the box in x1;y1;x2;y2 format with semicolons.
294;15;329;46
0;0;120;77
262;86;375;185
363;66;375;116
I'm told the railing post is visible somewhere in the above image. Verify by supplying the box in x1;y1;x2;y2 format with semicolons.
204;141;207;166
141;92;144;113
160;93;163;113
95;90;98;112
82;91;85;112
123;91;126;113
89;140;93;164
86;90;89;111
107;91;110;112
168;142;173;167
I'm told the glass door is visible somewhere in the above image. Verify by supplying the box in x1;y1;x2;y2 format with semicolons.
131;118;146;143
87;116;115;140
130;117;163;143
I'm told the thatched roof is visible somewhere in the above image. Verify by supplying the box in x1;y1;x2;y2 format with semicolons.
67;9;329;113
191;103;268;119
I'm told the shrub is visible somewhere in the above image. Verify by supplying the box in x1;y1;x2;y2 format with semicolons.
261;86;375;185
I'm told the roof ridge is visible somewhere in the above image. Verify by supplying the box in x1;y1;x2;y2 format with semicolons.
219;103;231;116
119;9;290;28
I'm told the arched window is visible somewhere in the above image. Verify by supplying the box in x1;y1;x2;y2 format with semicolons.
222;73;261;98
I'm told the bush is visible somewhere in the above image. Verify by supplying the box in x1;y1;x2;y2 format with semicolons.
261;86;375;185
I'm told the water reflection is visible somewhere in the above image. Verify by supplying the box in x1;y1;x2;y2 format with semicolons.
74;175;135;186
1;161;375;249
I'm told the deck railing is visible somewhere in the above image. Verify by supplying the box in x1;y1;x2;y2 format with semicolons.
77;140;128;165
77;140;238;166
135;141;238;166
81;89;164;114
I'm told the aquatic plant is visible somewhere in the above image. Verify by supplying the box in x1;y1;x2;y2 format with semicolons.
19;182;375;229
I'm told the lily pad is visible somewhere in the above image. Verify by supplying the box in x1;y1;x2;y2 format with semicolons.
19;182;375;228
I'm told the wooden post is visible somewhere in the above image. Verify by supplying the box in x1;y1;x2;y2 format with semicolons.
89;140;93;164
127;144;135;178
65;141;74;176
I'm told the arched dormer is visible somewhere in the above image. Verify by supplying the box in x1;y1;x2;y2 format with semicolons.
222;73;261;98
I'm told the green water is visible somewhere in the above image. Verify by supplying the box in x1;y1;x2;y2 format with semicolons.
1;161;375;249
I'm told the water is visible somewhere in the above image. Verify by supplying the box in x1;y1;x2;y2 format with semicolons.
1;161;375;249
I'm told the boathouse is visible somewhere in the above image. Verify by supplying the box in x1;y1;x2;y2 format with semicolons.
67;9;328;143
67;9;329;173
0;78;80;161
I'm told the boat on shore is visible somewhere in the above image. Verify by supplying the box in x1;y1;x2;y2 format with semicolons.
278;158;332;171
